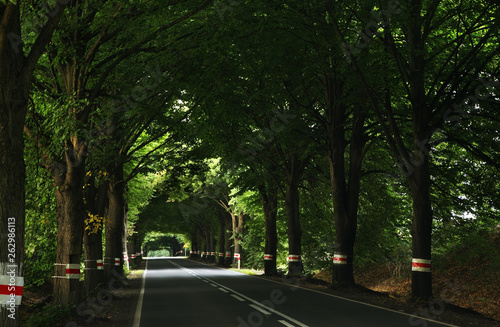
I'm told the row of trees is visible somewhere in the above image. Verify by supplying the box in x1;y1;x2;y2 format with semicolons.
0;1;499;325
1;1;213;325
155;0;499;301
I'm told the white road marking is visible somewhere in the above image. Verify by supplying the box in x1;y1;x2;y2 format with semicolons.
278;320;296;327
168;259;309;327
132;259;149;327
231;294;246;302
227;266;460;327
249;304;271;316
219;287;229;293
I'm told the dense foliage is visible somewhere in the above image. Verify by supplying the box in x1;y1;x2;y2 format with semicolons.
0;1;499;324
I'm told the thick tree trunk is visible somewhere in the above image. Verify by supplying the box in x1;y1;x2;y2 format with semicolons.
0;93;26;325
52;139;87;306
83;179;106;295
329;153;355;285
406;0;433;300
105;162;126;279
285;154;303;277
325;74;366;285
259;184;278;276
83;230;104;294
408;154;433;299
0;6;27;326
0;2;69;323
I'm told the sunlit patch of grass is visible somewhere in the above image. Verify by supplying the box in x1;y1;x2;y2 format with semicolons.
229;268;264;276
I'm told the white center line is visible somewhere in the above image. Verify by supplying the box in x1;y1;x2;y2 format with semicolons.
278;320;296;327
231;294;246;302
249;304;271;316
168;259;308;327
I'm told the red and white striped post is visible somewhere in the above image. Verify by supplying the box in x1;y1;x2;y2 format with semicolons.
114;258;120;266
0;275;24;305
412;258;431;273
287;254;301;262
66;264;80;279
96;259;104;270
264;254;273;261
219;252;224;257
234;253;241;270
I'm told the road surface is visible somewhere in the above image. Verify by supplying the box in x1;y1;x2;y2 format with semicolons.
133;257;457;327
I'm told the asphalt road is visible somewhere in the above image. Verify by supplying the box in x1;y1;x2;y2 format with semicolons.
133;257;457;327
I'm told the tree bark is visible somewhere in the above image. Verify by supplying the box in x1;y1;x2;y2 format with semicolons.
406;1;433;299
285;154;305;277
52;139;87;306
224;213;233;266
325;74;366;285
0;90;26;325
259;184;278;276
190;232;198;259
83;177;107;295
105;161;126;279
408;146;433;299
217;208;226;265
232;211;244;265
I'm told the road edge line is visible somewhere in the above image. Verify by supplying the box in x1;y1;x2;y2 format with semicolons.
132;258;149;327
185;259;459;327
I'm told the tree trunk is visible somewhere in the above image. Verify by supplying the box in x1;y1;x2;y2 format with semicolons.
0;84;26;325
259;184;278;276
52;139;87;306
83;178;107;295
325;74;366;285
0;5;27;326
209;231;216;263
83;230;104;294
224;214;233;266
190;232;198;259
406;0;433;300
232;212;244;265
217;209;226;265
203;231;209;261
408;152;433;299
105;162;126;279
285;154;304;277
